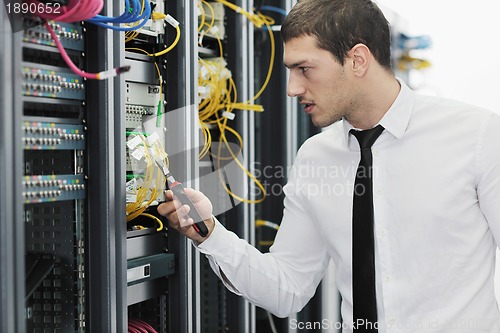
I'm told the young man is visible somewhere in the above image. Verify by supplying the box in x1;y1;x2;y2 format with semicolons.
158;0;500;331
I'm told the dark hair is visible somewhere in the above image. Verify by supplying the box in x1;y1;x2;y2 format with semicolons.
281;0;392;71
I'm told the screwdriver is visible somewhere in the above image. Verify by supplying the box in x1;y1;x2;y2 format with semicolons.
155;160;209;237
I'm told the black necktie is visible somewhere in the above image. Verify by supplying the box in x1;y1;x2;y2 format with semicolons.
350;125;384;332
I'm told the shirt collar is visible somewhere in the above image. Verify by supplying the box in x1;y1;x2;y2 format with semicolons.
342;78;415;145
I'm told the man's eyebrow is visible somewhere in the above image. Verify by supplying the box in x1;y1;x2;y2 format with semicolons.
284;60;306;69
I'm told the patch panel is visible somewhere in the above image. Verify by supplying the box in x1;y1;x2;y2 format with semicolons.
23;45;83;69
22;121;85;150
125;82;161;129
125;104;155;129
23;18;85;51
23;100;84;120
22;174;86;204
22;65;86;100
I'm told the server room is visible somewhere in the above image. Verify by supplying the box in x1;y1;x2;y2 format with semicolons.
1;0;499;332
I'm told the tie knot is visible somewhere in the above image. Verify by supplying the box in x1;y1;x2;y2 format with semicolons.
350;125;385;149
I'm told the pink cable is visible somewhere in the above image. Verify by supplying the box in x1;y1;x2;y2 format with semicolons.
128;321;148;333
136;319;159;333
26;0;129;80
44;21;129;80
127;325;141;333
43;21;98;79
25;0;103;22
129;318;159;333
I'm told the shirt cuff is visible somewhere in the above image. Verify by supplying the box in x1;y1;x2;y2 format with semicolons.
194;217;228;257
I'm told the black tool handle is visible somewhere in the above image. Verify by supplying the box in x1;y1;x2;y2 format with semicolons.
170;182;209;237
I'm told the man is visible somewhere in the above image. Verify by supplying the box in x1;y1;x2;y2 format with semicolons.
158;0;500;331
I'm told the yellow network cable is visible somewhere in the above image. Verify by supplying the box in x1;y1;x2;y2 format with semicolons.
198;57;266;202
126;135;156;221
124;0;146;43
198;1;206;33
196;7;277;204
248;12;275;103
214;0;265;28
256;219;280;230
126;14;181;57
201;0;216;32
199;121;212;159
216;115;267;203
198;0;216;42
199;11;275;113
140;213;165;231
197;64;263;200
126;133;169;222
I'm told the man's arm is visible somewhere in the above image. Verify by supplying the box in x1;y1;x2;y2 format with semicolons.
157;152;330;317
476;113;500;245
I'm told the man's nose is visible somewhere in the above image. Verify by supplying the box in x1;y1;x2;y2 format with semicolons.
287;72;305;97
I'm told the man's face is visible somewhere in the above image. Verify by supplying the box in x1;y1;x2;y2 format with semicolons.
284;35;357;127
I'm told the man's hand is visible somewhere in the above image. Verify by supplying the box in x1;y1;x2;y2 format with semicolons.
157;188;215;244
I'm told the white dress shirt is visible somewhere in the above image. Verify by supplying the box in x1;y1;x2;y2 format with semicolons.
196;81;500;332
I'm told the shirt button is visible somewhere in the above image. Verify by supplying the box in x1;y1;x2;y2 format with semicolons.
373;150;380;157
376;188;383;195
384;275;391;282
379;229;386;237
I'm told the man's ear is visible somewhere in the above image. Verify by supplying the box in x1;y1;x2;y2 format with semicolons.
348;43;371;76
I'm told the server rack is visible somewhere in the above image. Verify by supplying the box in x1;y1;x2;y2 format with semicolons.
0;1;330;332
196;1;257;332
1;4;25;332
86;2;127;332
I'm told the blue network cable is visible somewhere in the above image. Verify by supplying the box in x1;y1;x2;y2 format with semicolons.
87;0;152;32
259;5;287;17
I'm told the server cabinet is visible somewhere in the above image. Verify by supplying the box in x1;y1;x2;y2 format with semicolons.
1;4;95;333
0;1;325;332
1;4;25;332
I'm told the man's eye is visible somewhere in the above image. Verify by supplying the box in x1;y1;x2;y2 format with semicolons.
299;67;310;74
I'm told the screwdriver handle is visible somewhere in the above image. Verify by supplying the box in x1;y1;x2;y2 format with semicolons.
169;182;209;237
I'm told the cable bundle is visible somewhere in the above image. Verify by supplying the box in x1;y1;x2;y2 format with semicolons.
25;0;135;80
87;0;151;32
215;0;267;28
43;21;130;80
126;132;169;222
25;0;103;22
128;318;159;333
197;1;276;204
125;14;181;56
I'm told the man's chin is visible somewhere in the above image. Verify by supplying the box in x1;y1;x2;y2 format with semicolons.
311;116;342;128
